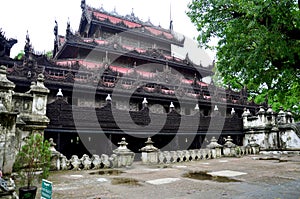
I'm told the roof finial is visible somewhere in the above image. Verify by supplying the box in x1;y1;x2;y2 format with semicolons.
100;4;104;11
169;2;173;31
81;0;86;10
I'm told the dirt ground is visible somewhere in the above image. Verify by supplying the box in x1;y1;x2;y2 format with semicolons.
35;153;300;199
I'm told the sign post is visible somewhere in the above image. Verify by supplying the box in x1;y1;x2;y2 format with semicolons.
41;179;52;199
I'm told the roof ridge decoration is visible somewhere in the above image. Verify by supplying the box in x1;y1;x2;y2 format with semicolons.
0;28;18;58
90;4;173;34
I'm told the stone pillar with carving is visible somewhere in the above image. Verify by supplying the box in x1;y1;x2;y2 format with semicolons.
223;136;236;157
49;138;62;170
139;137;159;164
0;65;18;175
206;137;223;158
113;137;135;167
22;74;50;133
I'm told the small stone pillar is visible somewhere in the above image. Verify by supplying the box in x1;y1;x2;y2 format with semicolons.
206;137;223;158
223;136;236;157
266;106;276;125
29;74;50;116
0;65;18;175
249;136;260;154
49;138;61;170
139;137;159;164
257;106;266;123
113;137;135;168
277;107;286;124
242;108;251;127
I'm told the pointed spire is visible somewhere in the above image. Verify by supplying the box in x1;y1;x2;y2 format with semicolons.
81;0;86;10
66;20;71;40
169;2;173;31
99;4;104;11
24;30;32;58
53;20;59;58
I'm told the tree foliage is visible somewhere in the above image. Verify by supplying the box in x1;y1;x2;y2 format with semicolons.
13;133;51;188
187;0;300;119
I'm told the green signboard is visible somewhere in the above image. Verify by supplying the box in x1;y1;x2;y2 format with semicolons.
41;179;52;199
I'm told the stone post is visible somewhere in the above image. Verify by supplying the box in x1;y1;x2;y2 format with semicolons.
22;74;50;133
223;136;236;157
0;65;18;175
248;136;260;154
257;106;266;124
277;107;286;124
266;106;276;125
206;136;223;158
113;137;135;167
242;108;251;128
139;137;159;164
49;138;61;170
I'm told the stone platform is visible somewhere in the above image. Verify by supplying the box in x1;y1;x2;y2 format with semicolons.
31;153;300;199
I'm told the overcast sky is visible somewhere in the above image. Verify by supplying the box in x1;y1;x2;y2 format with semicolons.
0;0;215;61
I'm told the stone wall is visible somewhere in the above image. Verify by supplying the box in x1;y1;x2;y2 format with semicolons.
243;106;300;150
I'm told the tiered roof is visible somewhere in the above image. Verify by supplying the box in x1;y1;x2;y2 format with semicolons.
80;3;183;44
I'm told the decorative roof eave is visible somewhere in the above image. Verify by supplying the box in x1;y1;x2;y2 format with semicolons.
57;40;211;76
91;18;184;47
185;53;214;71
53;41;68;60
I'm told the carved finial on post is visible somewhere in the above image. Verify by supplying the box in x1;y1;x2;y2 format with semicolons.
214;105;218;111
106;94;112;103
142;97;148;108
169;102;175;112
56;88;63;98
231;108;236;115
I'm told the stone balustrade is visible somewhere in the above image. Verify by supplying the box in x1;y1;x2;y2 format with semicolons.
50;136;260;170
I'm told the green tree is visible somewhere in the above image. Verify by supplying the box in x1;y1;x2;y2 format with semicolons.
187;0;300;119
13;133;51;188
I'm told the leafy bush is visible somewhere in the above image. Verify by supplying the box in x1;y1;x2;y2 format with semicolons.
13;133;51;188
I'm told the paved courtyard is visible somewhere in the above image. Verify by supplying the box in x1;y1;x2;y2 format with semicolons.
36;153;300;199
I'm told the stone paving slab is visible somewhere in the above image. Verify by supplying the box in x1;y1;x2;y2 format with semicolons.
208;170;247;177
146;178;181;185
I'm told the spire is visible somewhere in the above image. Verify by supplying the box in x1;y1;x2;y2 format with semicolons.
169;3;173;31
66;20;71;40
53;20;58;58
24;30;32;58
81;0;86;10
